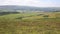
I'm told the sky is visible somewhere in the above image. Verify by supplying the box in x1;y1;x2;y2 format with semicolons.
0;0;60;7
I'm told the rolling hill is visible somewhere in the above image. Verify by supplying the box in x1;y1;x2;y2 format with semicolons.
0;5;60;12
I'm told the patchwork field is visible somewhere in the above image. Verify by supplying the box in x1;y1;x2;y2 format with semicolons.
0;12;60;34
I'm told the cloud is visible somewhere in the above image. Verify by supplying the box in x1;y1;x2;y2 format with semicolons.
0;0;60;7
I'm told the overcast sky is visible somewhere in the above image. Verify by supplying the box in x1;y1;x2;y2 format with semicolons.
0;0;60;7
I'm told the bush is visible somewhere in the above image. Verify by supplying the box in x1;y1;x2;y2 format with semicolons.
37;14;44;16
43;15;49;18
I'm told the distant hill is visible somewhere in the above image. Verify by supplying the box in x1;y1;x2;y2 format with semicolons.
0;5;60;12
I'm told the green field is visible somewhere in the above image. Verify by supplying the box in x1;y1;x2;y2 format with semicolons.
0;12;60;34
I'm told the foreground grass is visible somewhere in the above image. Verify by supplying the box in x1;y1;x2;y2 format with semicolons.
0;12;60;34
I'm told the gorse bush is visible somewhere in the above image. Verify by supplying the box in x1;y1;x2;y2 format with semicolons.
43;15;49;18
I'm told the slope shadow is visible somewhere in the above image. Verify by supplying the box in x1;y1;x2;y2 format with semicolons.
0;12;20;16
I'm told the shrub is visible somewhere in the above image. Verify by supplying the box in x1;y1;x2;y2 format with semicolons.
43;15;49;18
37;14;44;16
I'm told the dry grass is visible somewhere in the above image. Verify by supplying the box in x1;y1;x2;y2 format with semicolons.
0;12;60;34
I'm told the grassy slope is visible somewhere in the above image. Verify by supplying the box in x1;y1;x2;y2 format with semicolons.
0;12;60;34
